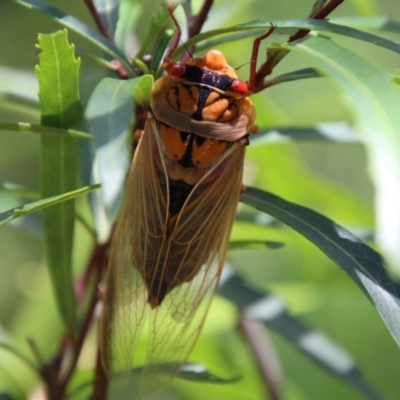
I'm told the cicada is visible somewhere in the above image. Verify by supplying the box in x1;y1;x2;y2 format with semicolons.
100;24;257;394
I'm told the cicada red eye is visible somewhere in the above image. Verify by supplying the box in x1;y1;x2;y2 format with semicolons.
231;79;249;96
168;62;186;77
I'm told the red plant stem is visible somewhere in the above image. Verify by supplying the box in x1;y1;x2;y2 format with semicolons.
84;0;111;39
248;25;276;93
57;243;109;395
288;0;344;42
240;317;283;400
90;347;109;400
83;0;128;78
164;5;183;63
254;0;345;91
181;0;215;63
188;0;214;38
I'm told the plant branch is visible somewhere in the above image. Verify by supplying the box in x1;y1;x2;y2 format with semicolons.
83;0;129;79
254;0;345;91
240;317;283;400
84;0;112;40
181;0;215;63
58;245;107;395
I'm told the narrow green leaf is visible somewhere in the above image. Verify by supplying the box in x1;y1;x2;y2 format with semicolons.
265;68;320;87
35;30;82;331
218;270;384;400
134;6;172;60
241;187;400;348
0;122;93;140
13;0;134;76
181;19;400;57
0;183;40;200
331;16;400;34
129;363;240;384
229;240;285;250
276;35;400;274
0;330;38;372
0;185;100;227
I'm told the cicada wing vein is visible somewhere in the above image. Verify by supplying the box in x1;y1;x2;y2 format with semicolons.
100;117;167;378
101;114;246;393
139;117;246;393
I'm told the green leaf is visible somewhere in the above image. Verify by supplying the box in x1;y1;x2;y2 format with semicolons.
0;122;93;140
13;0;134;76
133;74;154;107
129;363;240;383
184;18;400;57
0;185;100;227
0;330;38;372
218;269;384;400
331;16;400;33
35;30;82;331
93;0;120;39
85;77;140;242
0;183;40;200
229;240;285;250
115;0;142;51
134;6;172;61
265;68;320;87
240;187;400;349
276;35;400;274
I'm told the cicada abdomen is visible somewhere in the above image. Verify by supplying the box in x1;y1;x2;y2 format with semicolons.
101;48;257;393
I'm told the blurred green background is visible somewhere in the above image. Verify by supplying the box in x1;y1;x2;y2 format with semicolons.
1;0;400;399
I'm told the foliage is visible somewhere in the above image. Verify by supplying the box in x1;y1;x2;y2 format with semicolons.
1;0;400;399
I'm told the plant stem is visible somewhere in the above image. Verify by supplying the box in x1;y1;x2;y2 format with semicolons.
240;317;283;400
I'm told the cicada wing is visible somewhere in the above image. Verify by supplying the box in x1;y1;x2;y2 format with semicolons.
100;117;168;377
140;131;246;393
102;114;246;393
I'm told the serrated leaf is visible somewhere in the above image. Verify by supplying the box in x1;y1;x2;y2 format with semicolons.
13;0;134;76
0;185;100;227
36;30;82;331
0;122;92;140
240;187;400;349
276;35;400;274
85;77;140;242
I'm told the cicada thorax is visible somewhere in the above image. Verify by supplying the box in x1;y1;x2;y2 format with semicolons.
134;50;257;308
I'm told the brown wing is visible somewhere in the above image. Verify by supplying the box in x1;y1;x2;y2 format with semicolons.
101;115;246;393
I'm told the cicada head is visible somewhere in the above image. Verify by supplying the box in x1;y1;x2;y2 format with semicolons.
163;49;250;98
153;50;256;142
